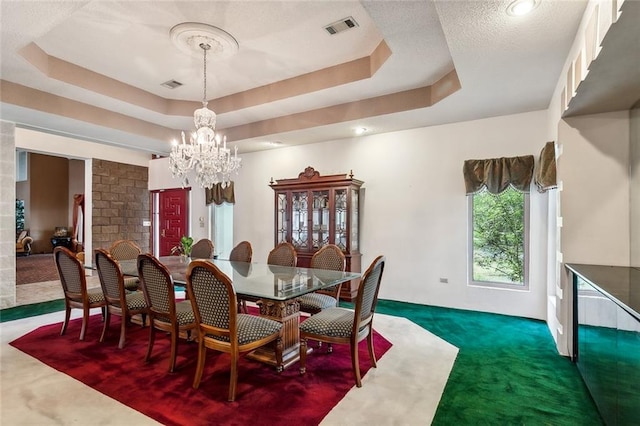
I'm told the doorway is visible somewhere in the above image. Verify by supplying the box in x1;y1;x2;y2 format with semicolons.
153;188;190;256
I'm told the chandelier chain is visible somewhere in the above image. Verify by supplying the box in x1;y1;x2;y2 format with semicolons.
201;43;208;102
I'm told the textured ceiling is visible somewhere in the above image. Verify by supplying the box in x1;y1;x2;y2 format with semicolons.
1;0;589;155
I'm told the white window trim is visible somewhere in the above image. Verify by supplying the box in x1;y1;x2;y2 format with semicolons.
467;189;530;291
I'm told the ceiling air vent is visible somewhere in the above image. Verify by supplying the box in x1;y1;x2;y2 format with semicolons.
324;16;359;35
161;79;183;89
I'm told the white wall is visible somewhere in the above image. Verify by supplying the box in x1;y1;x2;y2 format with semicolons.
559;111;630;266
150;110;553;320
630;105;640;267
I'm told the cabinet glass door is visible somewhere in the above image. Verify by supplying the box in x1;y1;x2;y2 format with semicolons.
276;192;288;244
291;191;308;250
351;189;359;251
335;189;348;250
312;190;330;249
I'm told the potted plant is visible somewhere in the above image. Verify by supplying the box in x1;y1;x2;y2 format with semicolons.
171;236;193;258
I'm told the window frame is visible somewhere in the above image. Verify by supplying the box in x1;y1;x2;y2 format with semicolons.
467;187;531;290
208;202;234;260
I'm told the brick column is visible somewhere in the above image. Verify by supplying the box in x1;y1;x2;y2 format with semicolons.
92;159;149;253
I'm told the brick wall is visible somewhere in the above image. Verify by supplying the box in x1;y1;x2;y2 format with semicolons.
92;159;150;253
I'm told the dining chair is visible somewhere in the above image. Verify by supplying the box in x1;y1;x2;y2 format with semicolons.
95;248;149;349
267;241;297;267
109;239;142;291
186;260;283;402
190;238;214;259
298;244;346;315
230;241;253;313
229;240;253;263
299;255;386;387
137;253;197;372
54;246;106;340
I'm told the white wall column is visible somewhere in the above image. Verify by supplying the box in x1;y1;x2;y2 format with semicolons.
0;121;17;308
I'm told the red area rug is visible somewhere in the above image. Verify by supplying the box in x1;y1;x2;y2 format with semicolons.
10;314;391;425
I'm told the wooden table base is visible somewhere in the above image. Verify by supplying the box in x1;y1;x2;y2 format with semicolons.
247;298;310;371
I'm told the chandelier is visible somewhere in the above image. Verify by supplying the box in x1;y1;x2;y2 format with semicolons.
169;36;241;189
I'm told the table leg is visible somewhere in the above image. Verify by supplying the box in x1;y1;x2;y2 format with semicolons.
247;298;309;371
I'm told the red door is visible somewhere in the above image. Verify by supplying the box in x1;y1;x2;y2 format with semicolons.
157;188;189;256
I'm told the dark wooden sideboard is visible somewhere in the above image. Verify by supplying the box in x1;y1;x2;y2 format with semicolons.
565;264;640;425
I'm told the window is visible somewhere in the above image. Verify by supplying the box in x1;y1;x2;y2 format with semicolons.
209;202;233;259
468;186;529;289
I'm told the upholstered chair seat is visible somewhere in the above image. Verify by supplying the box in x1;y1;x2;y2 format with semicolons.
70;290;107;305
298;293;339;313
205;314;282;344
151;300;195;326
298;244;346;315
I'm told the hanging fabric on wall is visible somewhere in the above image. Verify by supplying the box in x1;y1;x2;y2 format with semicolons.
205;182;235;205
72;193;84;252
463;155;534;194
534;141;557;192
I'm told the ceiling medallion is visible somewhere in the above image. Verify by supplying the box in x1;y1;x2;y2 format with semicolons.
169;22;239;58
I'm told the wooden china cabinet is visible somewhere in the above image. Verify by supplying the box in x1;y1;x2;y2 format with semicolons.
271;166;363;301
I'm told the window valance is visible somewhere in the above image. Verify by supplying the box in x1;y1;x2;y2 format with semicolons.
205;182;235;205
534;141;557;193
463;155;534;195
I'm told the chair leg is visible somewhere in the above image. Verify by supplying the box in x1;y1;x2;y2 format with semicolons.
118;314;128;349
79;305;90;341
351;340;362;387
145;324;156;363
228;353;239;402
275;336;283;373
299;337;308;375
60;306;71;336
168;324;179;373
192;341;207;389
366;330;377;368
100;309;111;342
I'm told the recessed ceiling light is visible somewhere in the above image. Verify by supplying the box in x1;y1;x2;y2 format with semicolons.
506;0;539;16
354;127;367;135
266;141;283;146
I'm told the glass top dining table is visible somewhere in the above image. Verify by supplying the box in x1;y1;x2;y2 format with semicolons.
118;255;360;370
119;256;361;302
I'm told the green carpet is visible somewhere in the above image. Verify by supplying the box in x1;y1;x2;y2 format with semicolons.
3;298;603;424
374;300;603;425
0;299;65;323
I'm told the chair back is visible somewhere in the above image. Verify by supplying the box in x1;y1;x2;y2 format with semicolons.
311;244;345;271
95;248;126;305
54;246;87;297
190;239;214;259
137;253;175;318
353;256;386;327
229;241;253;263
109;239;141;261
187;260;237;341
267;242;297;267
